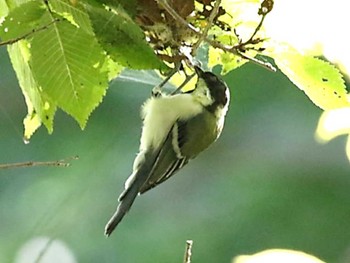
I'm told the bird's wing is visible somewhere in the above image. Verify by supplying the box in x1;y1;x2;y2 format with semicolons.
139;110;218;194
105;122;188;235
139;120;190;194
105;111;219;235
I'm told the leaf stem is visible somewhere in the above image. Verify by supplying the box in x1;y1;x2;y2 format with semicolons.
0;18;60;46
192;0;222;56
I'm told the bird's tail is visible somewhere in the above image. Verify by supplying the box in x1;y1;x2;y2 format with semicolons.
104;150;158;236
104;183;139;236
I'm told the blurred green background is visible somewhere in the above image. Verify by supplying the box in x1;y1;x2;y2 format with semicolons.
1;46;350;263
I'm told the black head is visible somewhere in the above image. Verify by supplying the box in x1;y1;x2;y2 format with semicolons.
194;66;230;113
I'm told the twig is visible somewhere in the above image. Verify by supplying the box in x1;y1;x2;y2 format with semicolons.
0;19;60;46
0;156;78;170
171;73;196;95
156;0;276;72
241;10;266;47
192;0;222;55
34;238;54;263
152;62;182;96
183;240;193;263
236;51;275;72
156;0;200;34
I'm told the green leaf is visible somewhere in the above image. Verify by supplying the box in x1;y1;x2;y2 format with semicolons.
87;5;167;70
30;14;109;128
0;0;46;41
7;41;56;140
268;45;350;110
49;0;94;34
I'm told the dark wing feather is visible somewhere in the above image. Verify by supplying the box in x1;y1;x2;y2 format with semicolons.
139;121;189;194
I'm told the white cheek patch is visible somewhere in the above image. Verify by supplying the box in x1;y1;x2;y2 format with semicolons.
215;87;230;138
193;79;214;106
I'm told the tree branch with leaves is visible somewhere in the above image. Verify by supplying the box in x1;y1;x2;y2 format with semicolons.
0;0;349;159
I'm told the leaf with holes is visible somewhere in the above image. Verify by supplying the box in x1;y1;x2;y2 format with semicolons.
268;45;349;110
7;41;56;140
87;5;167;70
30;14;108;128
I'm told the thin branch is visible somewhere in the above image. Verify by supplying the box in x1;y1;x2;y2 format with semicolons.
192;0;222;55
0;19;60;46
183;240;193;263
241;11;266;47
171;72;196;95
156;0;276;72
34;238;54;263
152;62;182;95
156;0;200;34
0;156;78;170
236;51;276;72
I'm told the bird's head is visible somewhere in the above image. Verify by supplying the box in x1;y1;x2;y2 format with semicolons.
193;66;230;115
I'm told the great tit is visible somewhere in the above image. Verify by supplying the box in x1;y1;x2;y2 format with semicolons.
105;66;230;236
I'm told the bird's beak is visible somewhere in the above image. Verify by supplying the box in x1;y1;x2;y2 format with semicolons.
194;66;204;77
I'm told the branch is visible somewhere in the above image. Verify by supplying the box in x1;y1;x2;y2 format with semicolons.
171;72;196;95
0;156;78;170
156;0;276;72
34;238;54;263
0;18;60;46
192;0;222;55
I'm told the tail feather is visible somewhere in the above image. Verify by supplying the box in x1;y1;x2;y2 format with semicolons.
104;185;139;236
105;150;159;236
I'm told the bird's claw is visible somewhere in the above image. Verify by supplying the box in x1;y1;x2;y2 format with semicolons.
152;86;163;98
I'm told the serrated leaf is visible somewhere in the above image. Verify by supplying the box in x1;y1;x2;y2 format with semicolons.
0;0;45;41
268;45;350;110
7;41;56;140
30;14;109;128
49;0;94;34
87;5;167;70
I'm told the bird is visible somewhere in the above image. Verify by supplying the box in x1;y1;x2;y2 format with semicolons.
105;66;230;236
